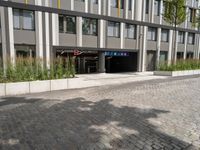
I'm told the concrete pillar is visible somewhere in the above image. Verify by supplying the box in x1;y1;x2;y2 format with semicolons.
85;0;89;13
183;32;188;60
124;0;129;19
107;0;111;16
6;7;15;65
131;0;135;20
159;0;163;24
156;28;161;67
98;52;105;73
138;26;147;72
197;34;200;59
120;23;124;49
98;19;105;48
52;13;59;46
135;0;143;21
77;17;83;47
151;0;155;23
98;0;102;14
35;0;43;61
0;7;7;72
168;30;173;65
44;0;50;69
71;0;74;10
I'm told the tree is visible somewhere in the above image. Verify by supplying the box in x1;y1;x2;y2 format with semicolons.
163;0;186;64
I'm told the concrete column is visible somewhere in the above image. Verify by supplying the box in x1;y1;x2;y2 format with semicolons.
107;0;111;16
7;7;15;65
98;0;102;14
197;34;200;59
44;0;50;69
85;0;89;13
71;0;74;10
35;0;43;60
135;0;143;21
131;0;135;20
156;28;161;67
98;52;105;73
89;0;93;13
159;0;163;24
98;19;105;48
168;30;173;65
52;13;59;46
183;32;188;60
138;26;147;72
0;7;7;71
120;23;124;49
151;0;155;23
124;0;129;19
77;17;83;47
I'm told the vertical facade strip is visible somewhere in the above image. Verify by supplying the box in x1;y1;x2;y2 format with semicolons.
184;32;188;59
168;30;173;65
156;28;161;67
77;17;83;47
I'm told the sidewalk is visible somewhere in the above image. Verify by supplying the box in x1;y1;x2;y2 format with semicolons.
70;72;169;89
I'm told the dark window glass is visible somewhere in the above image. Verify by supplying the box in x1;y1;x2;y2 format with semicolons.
82;18;97;35
59;15;64;33
125;24;136;39
107;21;120;37
66;16;76;34
15;45;36;58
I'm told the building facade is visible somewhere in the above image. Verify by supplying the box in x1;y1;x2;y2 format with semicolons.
0;0;200;74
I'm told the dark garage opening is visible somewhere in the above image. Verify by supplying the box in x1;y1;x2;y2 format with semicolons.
106;52;138;73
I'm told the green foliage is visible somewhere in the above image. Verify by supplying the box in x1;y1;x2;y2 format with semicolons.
163;0;186;26
0;57;76;83
158;59;200;71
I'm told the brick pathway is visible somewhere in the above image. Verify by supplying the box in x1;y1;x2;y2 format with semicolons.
0;76;200;150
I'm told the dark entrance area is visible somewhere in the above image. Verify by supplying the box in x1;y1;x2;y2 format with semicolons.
146;50;156;71
105;52;138;73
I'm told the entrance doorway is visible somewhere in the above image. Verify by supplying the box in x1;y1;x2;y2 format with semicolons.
105;52;138;73
146;50;156;71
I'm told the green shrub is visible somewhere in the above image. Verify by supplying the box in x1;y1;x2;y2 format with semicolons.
0;56;76;83
158;59;200;71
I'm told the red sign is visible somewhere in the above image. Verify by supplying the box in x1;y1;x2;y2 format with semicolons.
73;50;83;56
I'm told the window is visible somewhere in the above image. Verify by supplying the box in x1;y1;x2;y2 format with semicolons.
59;15;76;34
125;24;136;39
13;9;20;29
178;31;185;44
161;29;169;42
0;44;2;68
146;0;149;14
82;18;97;35
189;8;196;23
13;9;35;30
92;0;98;4
75;0;85;2
128;0;132;10
147;27;157;41
107;21;120;37
154;0;161;16
188;33;195;44
15;45;36;58
110;0;124;9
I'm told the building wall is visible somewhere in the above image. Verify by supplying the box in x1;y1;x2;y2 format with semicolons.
0;0;200;72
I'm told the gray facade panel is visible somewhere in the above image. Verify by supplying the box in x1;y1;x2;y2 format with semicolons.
124;39;137;50
107;37;121;49
14;30;35;44
82;35;98;48
177;44;185;52
59;33;76;47
74;1;85;12
160;42;169;51
147;41;157;50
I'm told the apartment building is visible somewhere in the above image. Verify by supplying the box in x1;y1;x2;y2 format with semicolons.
0;0;199;73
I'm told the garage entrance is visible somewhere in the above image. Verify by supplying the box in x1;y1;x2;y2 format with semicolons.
105;52;138;73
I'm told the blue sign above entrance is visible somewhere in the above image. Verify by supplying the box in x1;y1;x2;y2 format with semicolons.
105;51;129;57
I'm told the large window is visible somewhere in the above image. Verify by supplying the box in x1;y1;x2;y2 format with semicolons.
125;24;136;39
59;15;76;34
13;9;35;30
147;27;157;41
107;21;120;37
146;0;149;14
161;29;169;42
178;31;185;44
128;0;132;10
92;0;98;4
188;33;195;45
82;18;97;35
15;45;36;58
110;0;124;9
189;8;196;23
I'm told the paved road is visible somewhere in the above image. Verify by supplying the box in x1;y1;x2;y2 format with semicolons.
0;76;200;150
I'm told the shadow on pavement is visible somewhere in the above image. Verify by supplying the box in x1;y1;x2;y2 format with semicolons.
0;96;196;150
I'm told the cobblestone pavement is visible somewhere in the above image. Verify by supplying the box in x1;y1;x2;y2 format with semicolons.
0;76;200;150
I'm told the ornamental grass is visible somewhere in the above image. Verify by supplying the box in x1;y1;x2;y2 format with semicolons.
0;56;76;83
158;59;200;71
